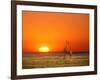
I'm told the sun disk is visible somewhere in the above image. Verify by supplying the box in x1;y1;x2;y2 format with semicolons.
39;46;50;52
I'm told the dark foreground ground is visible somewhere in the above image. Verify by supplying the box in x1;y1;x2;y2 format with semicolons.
22;52;89;69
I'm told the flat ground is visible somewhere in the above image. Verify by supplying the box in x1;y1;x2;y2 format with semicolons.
22;53;89;69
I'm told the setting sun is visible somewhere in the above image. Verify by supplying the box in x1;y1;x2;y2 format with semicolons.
39;46;50;52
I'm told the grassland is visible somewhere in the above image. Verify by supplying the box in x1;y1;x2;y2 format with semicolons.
22;53;89;69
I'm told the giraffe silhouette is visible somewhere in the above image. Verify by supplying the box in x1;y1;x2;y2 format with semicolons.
63;40;72;60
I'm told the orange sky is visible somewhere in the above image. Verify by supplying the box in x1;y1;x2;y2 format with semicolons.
22;11;89;52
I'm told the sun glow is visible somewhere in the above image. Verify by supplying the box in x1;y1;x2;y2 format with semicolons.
39;46;50;52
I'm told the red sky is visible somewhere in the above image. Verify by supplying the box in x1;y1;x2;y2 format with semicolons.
22;11;89;52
